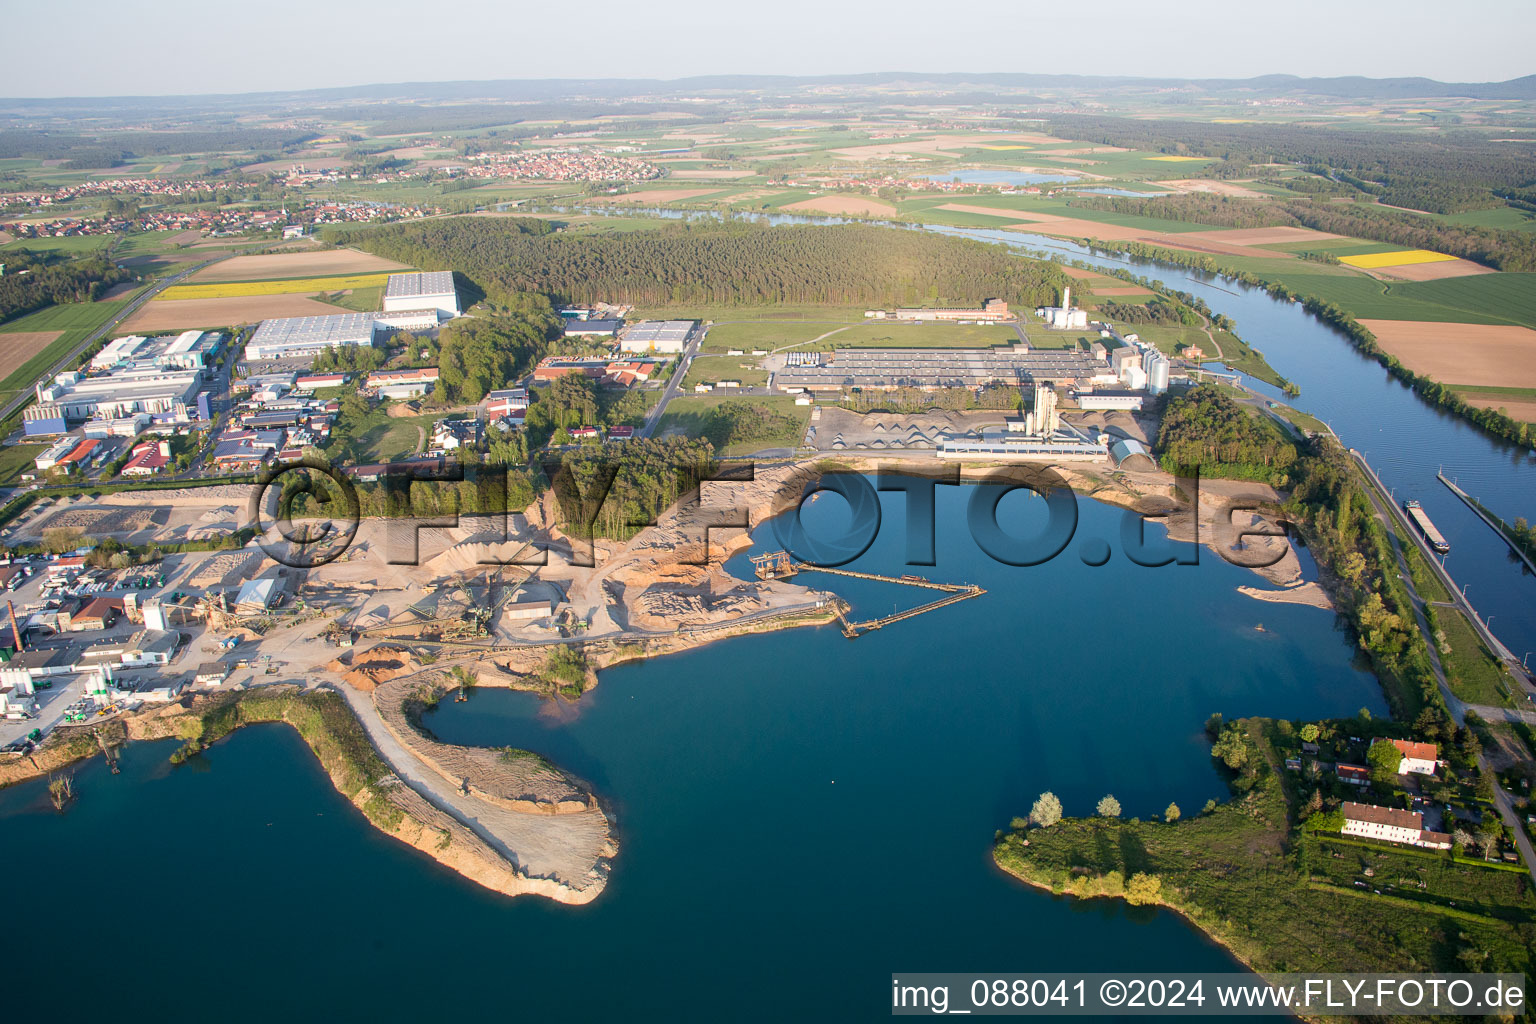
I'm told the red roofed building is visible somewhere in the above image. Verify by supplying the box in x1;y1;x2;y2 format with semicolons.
1336;763;1370;786
1391;739;1439;775
62;596;123;632
603;360;655;387
56;438;100;469
121;440;172;476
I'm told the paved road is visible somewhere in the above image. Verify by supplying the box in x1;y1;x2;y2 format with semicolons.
639;324;705;439
0;253;234;424
1352;451;1536;884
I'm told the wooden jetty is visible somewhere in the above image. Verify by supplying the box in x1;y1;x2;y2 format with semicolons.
751;551;985;638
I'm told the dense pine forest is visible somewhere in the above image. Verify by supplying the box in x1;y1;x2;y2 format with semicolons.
1048;115;1536;214
327;219;1067;309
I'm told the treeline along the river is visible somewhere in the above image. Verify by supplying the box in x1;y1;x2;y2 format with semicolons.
1065;194;1536;273
327;219;1067;309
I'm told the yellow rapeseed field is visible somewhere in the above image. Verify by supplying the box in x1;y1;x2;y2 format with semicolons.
1147;155;1209;162
158;273;391;301
1338;249;1458;270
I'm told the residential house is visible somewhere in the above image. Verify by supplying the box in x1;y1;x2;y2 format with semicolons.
1392;739;1439;776
1336;763;1371;786
1341;801;1453;850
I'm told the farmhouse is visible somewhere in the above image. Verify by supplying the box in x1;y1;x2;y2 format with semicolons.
1336;763;1371;786
486;388;528;419
1340;802;1452;850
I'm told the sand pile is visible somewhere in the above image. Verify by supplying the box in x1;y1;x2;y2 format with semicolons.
331;646;420;692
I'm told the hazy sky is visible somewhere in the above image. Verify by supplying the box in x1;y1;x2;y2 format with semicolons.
6;0;1532;97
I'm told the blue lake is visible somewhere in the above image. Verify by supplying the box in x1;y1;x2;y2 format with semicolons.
0;484;1384;1019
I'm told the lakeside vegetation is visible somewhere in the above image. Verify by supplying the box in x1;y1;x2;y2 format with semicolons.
1154;385;1297;483
994;717;1534;977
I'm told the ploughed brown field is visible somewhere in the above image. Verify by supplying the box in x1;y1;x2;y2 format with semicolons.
1457;394;1536;424
1183;226;1341;246
1368;258;1496;282
189;248;411;283
121;294;345;331
1359;319;1536;390
0;331;63;384
781;195;897;217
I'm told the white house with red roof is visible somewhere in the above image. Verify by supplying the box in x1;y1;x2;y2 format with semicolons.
1392;739;1439;775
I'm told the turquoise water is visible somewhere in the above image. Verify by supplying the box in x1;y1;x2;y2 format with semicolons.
1;484;1384;1019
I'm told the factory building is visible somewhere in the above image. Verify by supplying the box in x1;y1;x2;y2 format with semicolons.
564;319;623;337
774;346;1105;392
22;403;67;437
246;313;381;360
90;330;223;372
866;298;1012;322
620;320;695;354
1073;389;1145;411
1037;287;1089;331
36;366;201;422
383;271;460;319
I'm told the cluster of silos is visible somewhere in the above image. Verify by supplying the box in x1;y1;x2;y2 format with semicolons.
1145;350;1171;395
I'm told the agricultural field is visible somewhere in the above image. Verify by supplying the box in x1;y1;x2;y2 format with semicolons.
121;294;344;332
1447;385;1536;426
188;248;411;282
159;272;392;301
0;299;132;398
1357;321;1536;390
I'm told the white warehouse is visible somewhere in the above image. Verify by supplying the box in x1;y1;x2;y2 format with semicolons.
384;271;460;319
